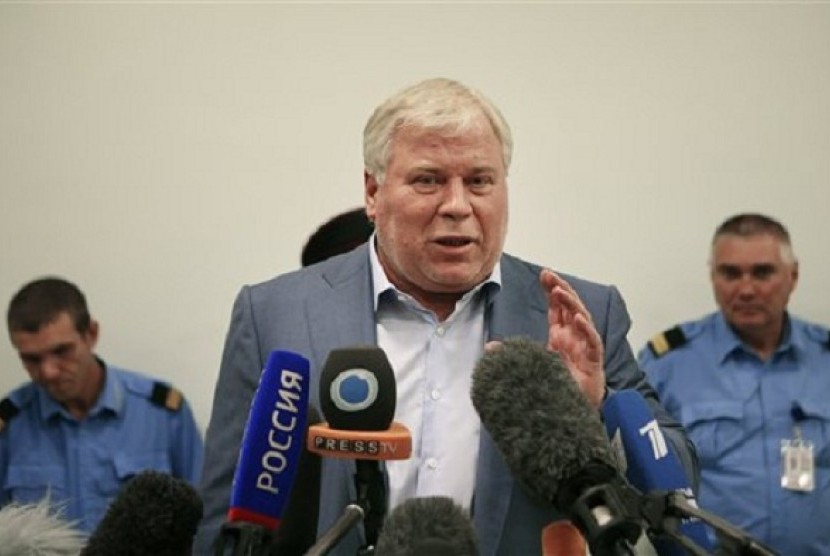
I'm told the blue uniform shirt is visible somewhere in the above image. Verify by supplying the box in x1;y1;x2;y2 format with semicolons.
638;312;830;555
0;363;204;534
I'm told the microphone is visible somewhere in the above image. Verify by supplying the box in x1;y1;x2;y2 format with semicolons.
602;389;713;553
215;349;311;555
470;337;642;556
269;405;324;555
0;498;85;556
307;346;412;554
374;496;478;556
81;470;203;556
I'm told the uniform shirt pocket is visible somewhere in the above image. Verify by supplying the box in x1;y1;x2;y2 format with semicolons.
4;464;68;505
94;451;173;496
680;402;752;466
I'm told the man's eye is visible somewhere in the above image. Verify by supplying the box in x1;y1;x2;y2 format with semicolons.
717;266;742;280
466;175;494;188
751;266;776;280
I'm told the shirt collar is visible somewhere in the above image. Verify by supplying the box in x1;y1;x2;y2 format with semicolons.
714;311;799;363
38;358;124;421
368;233;502;312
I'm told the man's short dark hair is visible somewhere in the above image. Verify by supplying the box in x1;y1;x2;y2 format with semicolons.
713;213;791;244
7;277;91;334
301;208;374;267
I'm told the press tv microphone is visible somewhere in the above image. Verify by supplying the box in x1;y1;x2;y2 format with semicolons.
374;496;478;556
82;470;203;556
307;346;412;553
471;337;642;556
216;349;311;555
603;389;713;553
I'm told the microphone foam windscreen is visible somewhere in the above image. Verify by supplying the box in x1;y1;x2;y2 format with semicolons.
82;470;203;556
471;337;617;509
319;346;396;431
374;496;478;556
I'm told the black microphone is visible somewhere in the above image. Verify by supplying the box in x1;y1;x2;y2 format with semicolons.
374;496;478;556
307;346;412;555
268;405;323;555
470;337;642;556
81;470;203;556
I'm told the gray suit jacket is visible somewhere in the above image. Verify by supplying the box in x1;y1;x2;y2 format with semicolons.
194;245;696;555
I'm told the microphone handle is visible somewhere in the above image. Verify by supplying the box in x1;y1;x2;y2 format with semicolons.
355;460;387;550
304;504;365;556
214;522;274;556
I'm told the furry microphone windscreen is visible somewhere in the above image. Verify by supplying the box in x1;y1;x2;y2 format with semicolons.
0;499;85;556
374;496;478;556
471;337;617;509
81;470;203;556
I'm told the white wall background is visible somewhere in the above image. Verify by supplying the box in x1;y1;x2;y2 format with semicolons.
2;2;828;433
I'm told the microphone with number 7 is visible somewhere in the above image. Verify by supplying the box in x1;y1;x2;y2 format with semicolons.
602;389;713;554
214;349;311;556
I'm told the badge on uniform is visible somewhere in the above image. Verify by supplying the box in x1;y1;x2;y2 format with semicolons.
781;433;815;492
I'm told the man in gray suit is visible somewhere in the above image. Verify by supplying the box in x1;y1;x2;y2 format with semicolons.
195;77;697;555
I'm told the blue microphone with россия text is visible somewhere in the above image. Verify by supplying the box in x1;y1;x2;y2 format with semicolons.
214;350;311;555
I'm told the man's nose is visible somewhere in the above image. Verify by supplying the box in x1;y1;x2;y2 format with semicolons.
439;178;473;217
38;357;62;381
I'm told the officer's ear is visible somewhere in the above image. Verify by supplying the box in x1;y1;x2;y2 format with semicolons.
83;319;100;348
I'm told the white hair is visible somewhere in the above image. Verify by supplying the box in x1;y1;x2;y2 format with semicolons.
0;499;85;556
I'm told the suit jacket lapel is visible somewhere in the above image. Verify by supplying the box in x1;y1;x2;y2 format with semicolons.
474;254;549;553
304;245;377;370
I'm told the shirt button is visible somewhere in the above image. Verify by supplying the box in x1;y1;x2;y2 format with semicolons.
435;326;445;337
430;389;441;400
426;457;438;470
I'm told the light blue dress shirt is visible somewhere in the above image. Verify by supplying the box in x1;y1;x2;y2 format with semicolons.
369;241;501;512
638;312;830;555
0;363;204;534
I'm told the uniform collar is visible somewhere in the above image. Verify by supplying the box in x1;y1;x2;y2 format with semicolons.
38;358;124;421
714;311;799;363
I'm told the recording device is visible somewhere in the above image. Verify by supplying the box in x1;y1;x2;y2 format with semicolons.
603;389;713;554
373;496;478;556
82;470;203;556
214;350;311;555
270;405;324;555
471;337;778;556
471;337;641;556
307;346;412;555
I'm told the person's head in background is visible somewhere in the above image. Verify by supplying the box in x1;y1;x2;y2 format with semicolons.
0;499;84;556
301;207;374;267
362;77;512;320
709;213;798;357
6;277;103;418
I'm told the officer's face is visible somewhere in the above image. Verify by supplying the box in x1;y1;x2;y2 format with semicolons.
710;233;798;340
10;311;101;407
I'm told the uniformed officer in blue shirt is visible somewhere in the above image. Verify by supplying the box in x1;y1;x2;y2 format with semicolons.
0;277;204;535
638;213;830;555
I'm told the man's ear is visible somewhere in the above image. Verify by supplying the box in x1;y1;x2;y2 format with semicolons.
85;319;100;348
364;171;379;221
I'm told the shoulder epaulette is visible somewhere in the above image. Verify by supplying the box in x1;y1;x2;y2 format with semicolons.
150;382;183;412
0;398;20;433
648;326;688;358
